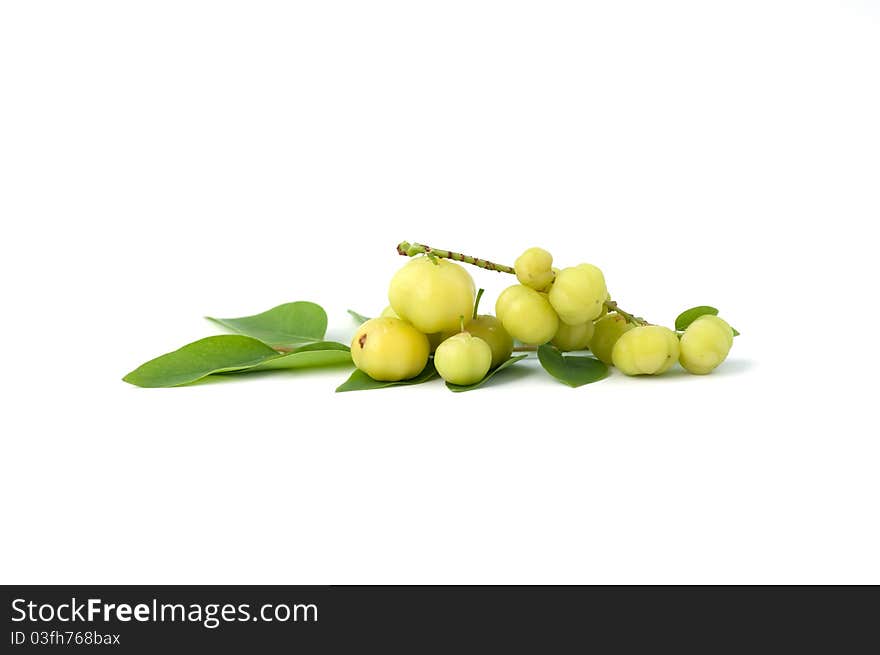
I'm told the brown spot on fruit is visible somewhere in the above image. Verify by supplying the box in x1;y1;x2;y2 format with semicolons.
358;333;367;348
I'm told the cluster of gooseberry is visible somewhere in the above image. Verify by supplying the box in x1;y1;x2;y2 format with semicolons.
351;241;736;386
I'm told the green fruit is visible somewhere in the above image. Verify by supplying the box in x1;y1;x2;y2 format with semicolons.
465;315;513;368
551;320;594;352
350;317;430;381
434;332;492;385
548;263;608;325
612;325;680;376
388;257;475;334
679;315;734;375
495;284;559;345
589;313;633;364
380;305;399;318
426;331;446;352
514;247;554;290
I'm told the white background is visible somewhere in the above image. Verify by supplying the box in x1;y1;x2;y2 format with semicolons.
2;1;878;584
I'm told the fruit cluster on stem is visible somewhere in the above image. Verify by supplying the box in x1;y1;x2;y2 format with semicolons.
395;240;648;327
345;240;737;386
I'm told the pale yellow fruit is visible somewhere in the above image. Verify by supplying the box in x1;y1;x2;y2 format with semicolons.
612;326;680;376
540;267;561;292
551;320;595;352
382;304;443;351
594;292;611;319
388;257;475;334
464;315;513;369
434;332;492;385
515;247;554;290
495;284;559;345
698;315;735;349
548;264;608;325
350;317;430;381
679;315;734;375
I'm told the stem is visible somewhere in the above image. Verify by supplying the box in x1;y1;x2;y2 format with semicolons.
473;288;485;319
603;300;650;327
396;240;651;326
396;241;515;274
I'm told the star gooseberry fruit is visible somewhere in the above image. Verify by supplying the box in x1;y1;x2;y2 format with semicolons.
551;320;594;352
434;331;492;385
514;247;555;291
594;292;611;319
589;313;634;365
495;284;559;346
548;263;608;325
461;315;513;369
612;325;680;376
388;257;475;334
382;304;443;351
679;315;734;375
350;317;430;381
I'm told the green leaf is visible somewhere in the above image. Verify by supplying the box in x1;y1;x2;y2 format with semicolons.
124;337;352;387
123;335;280;387
537;344;608;388
206;301;327;348
674;306;719;331
347;309;371;324
335;360;438;392
249;342;352;371
446;355;528;392
732;327;740;337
